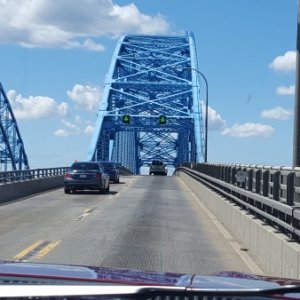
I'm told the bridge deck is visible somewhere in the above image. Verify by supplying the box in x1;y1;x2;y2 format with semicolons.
0;176;256;275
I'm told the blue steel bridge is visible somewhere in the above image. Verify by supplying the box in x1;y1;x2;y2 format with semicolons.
0;32;205;174
87;32;205;174
0;82;29;171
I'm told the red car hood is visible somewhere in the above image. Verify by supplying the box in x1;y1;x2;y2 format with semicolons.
0;261;298;290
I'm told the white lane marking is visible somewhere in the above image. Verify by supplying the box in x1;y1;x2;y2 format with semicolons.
107;193;120;199
75;207;96;221
179;178;264;275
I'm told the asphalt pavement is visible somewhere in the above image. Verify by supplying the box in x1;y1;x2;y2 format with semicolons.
0;175;256;275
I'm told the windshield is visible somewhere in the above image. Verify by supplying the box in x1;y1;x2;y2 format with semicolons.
0;0;298;296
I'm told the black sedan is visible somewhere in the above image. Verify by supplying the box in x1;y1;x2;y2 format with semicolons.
64;161;110;194
99;161;120;183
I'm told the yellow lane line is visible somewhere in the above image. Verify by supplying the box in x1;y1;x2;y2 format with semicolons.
14;240;44;260
35;240;61;259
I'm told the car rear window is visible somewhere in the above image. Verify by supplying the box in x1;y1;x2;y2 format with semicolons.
152;160;163;165
70;163;99;171
101;162;116;169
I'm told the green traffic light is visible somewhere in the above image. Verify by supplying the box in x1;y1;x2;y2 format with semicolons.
122;115;130;124
159;115;166;124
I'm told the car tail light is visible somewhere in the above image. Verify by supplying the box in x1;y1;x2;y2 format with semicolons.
96;172;102;179
65;173;72;180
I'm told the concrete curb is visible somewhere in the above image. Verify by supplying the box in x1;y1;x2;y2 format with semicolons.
177;171;300;279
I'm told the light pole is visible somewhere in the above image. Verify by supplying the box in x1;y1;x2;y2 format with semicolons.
185;67;208;163
293;0;300;166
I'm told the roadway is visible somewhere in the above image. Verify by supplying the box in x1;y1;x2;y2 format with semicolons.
0;175;260;275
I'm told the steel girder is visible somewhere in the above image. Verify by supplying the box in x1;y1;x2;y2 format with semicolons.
0;82;29;171
87;32;205;174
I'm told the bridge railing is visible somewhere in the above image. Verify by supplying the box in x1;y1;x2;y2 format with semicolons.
178;163;300;240
0;167;68;184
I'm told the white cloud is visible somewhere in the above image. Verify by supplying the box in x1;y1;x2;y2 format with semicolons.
110;3;169;35
54;119;80;137
276;85;295;96
269;51;296;72
54;118;96;137
261;107;293;120
221;123;274;138
62;119;80;134
54;129;69;137
84;124;95;135
201;102;226;130
7;89;68;120
82;39;105;51
0;0;170;50
67;84;101;111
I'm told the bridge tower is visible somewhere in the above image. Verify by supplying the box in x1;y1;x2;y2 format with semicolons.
87;32;205;174
0;82;30;171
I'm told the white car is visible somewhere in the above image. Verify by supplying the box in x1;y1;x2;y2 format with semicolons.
149;160;167;176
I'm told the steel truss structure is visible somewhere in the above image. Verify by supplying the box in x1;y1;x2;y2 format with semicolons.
87;32;205;174
0;82;29;171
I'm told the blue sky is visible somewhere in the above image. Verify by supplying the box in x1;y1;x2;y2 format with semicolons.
0;0;297;168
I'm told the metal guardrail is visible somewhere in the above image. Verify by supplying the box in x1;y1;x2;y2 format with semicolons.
177;163;300;241
0;167;68;184
0;165;130;184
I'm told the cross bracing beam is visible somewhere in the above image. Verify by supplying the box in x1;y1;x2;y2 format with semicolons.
0;82;29;171
87;33;205;174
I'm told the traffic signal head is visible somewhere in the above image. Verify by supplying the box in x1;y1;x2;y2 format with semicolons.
159;115;167;125
122;115;131;124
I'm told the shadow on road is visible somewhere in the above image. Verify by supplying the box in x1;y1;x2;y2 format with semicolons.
66;191;118;196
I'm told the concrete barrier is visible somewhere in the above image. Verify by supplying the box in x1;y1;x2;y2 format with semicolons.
177;171;300;279
118;166;132;175
0;176;64;204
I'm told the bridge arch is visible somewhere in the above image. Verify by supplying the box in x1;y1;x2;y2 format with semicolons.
87;32;205;174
